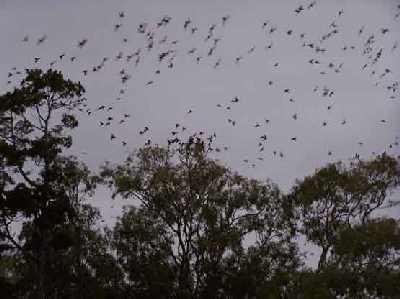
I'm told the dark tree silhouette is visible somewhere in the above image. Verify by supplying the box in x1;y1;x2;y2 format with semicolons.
0;69;399;299
101;138;300;298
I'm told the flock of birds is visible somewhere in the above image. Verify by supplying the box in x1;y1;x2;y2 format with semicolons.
3;1;400;170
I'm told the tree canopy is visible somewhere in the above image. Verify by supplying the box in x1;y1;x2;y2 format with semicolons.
1;69;400;298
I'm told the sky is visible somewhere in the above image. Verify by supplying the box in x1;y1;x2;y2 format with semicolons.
1;0;400;236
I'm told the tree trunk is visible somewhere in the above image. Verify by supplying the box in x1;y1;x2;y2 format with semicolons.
317;246;328;272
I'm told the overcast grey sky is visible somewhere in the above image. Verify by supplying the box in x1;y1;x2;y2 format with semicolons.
1;0;400;227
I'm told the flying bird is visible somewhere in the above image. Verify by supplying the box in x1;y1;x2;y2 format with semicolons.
36;35;47;45
78;39;88;48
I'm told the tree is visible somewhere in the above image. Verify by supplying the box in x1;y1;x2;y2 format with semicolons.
2;68;400;298
0;69;102;298
101;137;300;298
290;154;400;298
331;217;400;298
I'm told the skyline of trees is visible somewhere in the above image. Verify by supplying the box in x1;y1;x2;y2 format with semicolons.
1;69;400;298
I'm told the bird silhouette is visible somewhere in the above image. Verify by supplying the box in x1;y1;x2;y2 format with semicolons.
222;15;230;26
184;18;191;30
114;24;122;31
294;5;304;14
78;39;88;48
36;35;47;45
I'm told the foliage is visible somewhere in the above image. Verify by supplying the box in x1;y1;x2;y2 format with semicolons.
290;154;400;270
290;155;400;298
0;69;114;298
0;69;399;298
102;138;300;298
